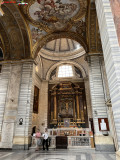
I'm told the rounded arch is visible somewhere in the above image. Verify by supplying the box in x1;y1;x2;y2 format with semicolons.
33;31;88;59
46;61;87;80
0;4;31;60
0;23;11;60
31;126;36;136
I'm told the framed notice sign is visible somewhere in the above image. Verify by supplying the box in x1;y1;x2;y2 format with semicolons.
98;118;109;131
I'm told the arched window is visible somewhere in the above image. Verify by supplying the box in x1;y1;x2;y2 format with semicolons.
58;65;73;78
0;48;3;60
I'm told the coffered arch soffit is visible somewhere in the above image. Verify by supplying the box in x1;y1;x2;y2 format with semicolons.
39;38;85;61
0;4;31;60
33;31;88;59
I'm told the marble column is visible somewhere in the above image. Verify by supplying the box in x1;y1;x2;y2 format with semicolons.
110;0;120;45
107;104;119;151
0;63;22;148
75;91;80;122
88;55;114;151
53;91;57;124
84;77;92;127
95;0;120;157
73;98;76;120
12;61;35;150
101;59;119;151
39;80;48;133
0;64;10;143
79;95;83;121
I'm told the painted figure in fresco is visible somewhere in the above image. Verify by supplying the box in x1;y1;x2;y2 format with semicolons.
31;28;43;44
34;0;77;22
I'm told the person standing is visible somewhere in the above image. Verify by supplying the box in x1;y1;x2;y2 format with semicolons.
35;129;41;151
42;128;49;151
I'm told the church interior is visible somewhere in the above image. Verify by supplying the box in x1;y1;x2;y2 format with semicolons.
0;0;120;159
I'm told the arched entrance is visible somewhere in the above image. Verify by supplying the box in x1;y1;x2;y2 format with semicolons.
0;0;118;155
31;38;93;149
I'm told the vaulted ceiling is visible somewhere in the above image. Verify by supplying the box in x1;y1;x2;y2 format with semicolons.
0;0;102;61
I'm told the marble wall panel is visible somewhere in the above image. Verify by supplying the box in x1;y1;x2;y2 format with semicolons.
110;0;120;45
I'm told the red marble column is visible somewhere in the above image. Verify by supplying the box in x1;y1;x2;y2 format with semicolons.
110;0;120;45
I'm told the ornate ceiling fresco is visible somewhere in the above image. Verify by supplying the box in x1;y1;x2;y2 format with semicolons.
23;0;87;32
0;0;102;60
20;0;88;58
29;24;47;45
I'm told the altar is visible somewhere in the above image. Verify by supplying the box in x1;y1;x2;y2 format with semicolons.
48;82;89;129
47;128;94;149
48;128;90;136
31;82;94;149
31;128;94;149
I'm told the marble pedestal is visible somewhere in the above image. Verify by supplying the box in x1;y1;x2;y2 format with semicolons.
116;150;120;160
95;135;115;152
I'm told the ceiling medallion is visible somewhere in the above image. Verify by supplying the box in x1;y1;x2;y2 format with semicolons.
24;0;87;32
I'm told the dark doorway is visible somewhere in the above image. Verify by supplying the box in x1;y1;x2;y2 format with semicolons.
56;136;67;149
0;48;3;60
32;126;36;136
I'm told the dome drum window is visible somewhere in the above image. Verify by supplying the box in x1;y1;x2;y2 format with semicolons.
50;64;83;80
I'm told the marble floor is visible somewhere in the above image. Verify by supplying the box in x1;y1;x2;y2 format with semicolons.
0;149;116;160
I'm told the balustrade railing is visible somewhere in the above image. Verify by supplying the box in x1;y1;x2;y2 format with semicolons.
71;137;90;146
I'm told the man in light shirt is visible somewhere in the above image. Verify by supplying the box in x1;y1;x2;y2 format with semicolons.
42;128;49;151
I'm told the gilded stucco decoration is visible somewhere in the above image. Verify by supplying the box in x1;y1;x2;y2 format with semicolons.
0;33;5;56
29;24;47;45
0;3;31;60
0;22;10;60
0;0;4;16
22;0;87;32
20;0;88;57
75;20;86;38
87;2;102;53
